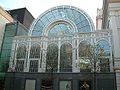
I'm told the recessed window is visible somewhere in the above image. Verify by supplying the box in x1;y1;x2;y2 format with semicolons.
29;60;38;72
60;81;71;90
15;60;24;72
25;80;36;90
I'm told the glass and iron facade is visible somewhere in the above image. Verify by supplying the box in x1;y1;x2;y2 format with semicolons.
6;5;116;90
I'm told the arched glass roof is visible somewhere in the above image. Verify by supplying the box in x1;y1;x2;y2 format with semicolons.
29;5;95;36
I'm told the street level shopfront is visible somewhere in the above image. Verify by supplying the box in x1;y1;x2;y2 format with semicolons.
5;72;116;90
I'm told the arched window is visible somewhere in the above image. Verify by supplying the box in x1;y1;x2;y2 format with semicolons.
16;45;26;59
30;6;94;36
29;44;41;58
60;43;72;72
96;40;110;56
78;41;92;72
96;40;110;72
46;44;58;72
48;22;74;37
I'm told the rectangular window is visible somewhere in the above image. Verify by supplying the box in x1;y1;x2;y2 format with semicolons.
25;80;35;90
60;81;71;90
29;60;38;72
15;60;24;72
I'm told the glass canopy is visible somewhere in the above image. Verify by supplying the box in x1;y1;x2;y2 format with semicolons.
30;5;95;36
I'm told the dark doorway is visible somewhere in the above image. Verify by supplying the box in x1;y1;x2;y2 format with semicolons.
79;80;91;90
41;80;52;90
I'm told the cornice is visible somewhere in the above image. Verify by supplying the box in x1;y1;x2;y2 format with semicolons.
0;6;13;22
108;0;120;3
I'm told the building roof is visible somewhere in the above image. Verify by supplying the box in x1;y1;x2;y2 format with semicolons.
8;7;34;20
8;7;35;29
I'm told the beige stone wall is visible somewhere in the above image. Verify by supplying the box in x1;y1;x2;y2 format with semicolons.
108;2;120;90
0;6;13;22
0;6;13;53
108;0;120;3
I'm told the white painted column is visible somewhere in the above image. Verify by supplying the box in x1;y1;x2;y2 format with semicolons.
41;40;47;72
58;37;61;72
76;35;80;72
24;40;30;72
72;38;78;72
38;48;41;72
57;47;60;72
72;47;75;72
8;40;17;71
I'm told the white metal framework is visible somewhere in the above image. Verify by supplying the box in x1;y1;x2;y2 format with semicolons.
8;5;113;73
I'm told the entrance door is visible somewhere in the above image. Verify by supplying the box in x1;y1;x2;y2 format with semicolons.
41;80;52;90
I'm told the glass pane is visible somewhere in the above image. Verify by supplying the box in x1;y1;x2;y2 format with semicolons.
78;41;92;72
96;40;110;56
15;60;24;72
52;9;61;19
60;43;72;72
46;44;58;72
31;6;93;36
16;45;26;59
30;45;41;58
60;81;71;90
29;60;38;72
25;80;35;90
99;58;110;72
48;23;73;37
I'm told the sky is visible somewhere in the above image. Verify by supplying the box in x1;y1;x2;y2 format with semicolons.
0;0;103;26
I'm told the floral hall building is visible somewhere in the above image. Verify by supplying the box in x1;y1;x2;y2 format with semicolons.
5;5;116;90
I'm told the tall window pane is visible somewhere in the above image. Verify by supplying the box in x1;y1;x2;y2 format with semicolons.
25;80;35;90
29;60;38;72
78;41;92;72
15;60;24;72
60;43;72;72
96;40;110;72
16;45;26;59
30;45;40;58
46;44;58;72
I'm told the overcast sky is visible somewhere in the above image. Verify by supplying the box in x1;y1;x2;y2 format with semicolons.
0;0;103;26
